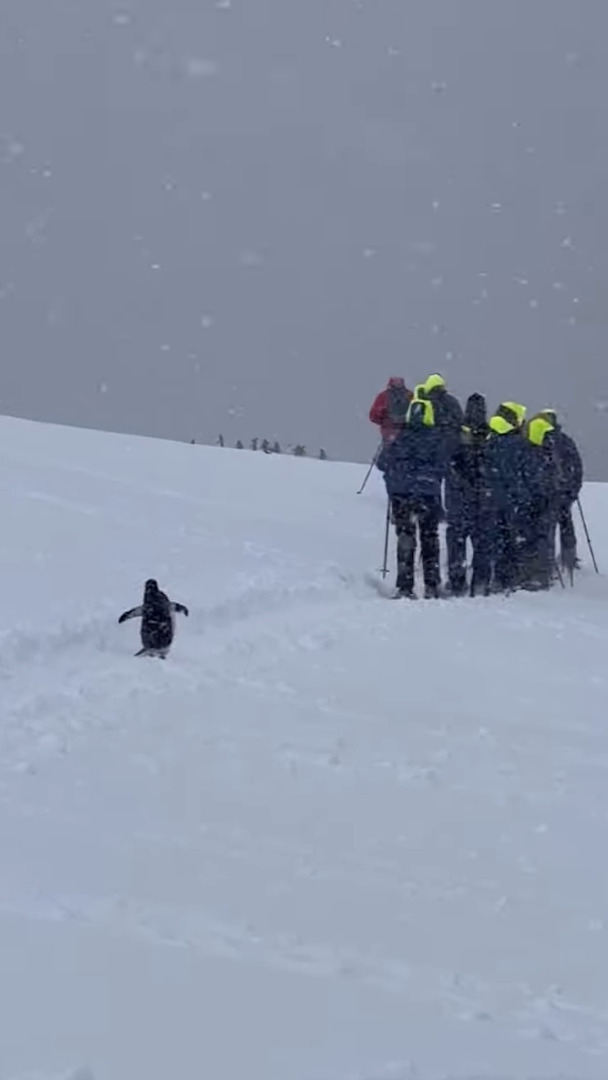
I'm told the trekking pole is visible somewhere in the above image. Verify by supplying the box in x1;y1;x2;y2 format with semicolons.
357;444;381;495
549;517;567;589
577;497;600;574
381;497;391;577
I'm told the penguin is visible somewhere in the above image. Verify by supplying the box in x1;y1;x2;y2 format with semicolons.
118;579;189;657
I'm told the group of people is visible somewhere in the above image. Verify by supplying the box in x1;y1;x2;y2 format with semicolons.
369;375;583;600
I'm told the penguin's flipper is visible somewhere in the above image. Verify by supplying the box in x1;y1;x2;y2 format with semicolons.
172;602;189;616
119;605;143;624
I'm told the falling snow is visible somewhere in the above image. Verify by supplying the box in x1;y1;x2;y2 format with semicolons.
184;57;220;79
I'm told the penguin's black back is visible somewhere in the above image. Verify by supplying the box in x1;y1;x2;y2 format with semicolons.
141;579;174;651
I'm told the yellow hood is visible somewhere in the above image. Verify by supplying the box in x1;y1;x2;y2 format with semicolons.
423;373;446;394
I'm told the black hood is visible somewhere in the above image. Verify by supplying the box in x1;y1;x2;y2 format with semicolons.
464;393;487;431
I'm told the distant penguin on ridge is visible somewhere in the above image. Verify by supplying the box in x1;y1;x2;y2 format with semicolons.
118;579;189;657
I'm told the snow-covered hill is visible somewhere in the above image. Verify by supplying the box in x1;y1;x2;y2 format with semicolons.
1;416;608;1080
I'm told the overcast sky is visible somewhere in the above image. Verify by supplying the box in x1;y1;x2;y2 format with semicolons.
1;0;607;473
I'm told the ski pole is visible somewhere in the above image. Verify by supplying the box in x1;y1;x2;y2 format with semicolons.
551;517;566;588
577;497;599;574
357;444;381;495
381;497;391;577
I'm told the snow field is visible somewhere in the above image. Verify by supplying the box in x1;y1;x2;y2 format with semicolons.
1;416;608;1080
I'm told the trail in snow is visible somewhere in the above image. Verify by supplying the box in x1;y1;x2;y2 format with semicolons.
0;417;607;1080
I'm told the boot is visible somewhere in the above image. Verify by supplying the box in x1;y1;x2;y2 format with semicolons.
395;566;415;598
395;586;417;600
447;578;467;597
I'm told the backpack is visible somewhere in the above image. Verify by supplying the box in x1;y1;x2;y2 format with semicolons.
386;382;409;424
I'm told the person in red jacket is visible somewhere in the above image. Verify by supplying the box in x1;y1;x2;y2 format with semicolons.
369;377;413;443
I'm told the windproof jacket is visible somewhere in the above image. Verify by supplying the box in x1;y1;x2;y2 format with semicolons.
423;374;464;465
485;403;532;513
369;377;413;442
449;393;489;516
538;412;583;502
377;399;444;503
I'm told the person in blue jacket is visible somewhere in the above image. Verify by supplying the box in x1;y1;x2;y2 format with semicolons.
538;409;583;573
422;373;464;466
376;397;444;599
447;393;490;596
422;372;464;535
481;401;530;593
519;413;560;590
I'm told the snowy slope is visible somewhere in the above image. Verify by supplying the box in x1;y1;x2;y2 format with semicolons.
1;416;608;1080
